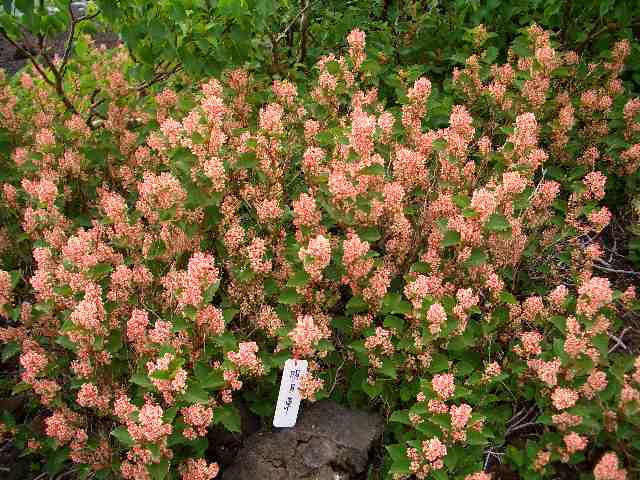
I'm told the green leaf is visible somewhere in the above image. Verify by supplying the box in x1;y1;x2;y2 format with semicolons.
599;0;614;17
386;443;409;464
235;151;258;169
147;240;166;258
2;341;20;362
278;287;303;305
325;60;340;75
432;470;448;480
361;377;382;398
389;410;411;425
213;405;242;432
203;281;220;303
131;372;153;388
357;227;381;243
195;363;225;389
12;382;31;395
377;358;397;379
264;278;279;295
346;295;368;313
467;429;488;446
236;267;255;282
183;382;209;403
56;335;78;352
223;308;239;325
465;248;488;267
485;213;511;233
358;163;385;176
46;447;69;477
429;352;450;373
110;427;134;447
382;292;412;315
389;458;412;475
383;315;405;330
147;460;169;480
86;263;113;280
499;291;517;304
441;230;460;247
287;269;310;287
432;138;448;151
331;315;352;333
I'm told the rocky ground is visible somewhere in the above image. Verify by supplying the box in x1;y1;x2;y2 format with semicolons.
0;29;120;76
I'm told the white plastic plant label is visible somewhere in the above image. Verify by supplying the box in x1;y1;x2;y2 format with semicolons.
273;358;308;428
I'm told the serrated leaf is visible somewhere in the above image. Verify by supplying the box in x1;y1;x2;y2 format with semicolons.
466;248;488;267
223;308;239;325
383;315;405;330
361;377;382;398
358;163;385;176
432;138;447;151
2;341;20;362
182;382;209;403
56;335;78;352
389;458;412;474
429;352;450;373
441;230;460;247
278;287;302;305
287;269;310;287
86;263;113;280
377;358;397;379
346;295;368;313
12;382;31;395
499;291;517;304
485;213;511;232
386;443;408;462
357;227;381;243
382;292;412;315
235;151;258;169
213;405;242;432
131;372;153;388
389;410;411;424
111;427;134;447
147;460;169;480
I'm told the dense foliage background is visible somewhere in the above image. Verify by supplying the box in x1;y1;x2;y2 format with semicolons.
1;1;640;480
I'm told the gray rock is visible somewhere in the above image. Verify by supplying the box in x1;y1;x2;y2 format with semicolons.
222;400;383;480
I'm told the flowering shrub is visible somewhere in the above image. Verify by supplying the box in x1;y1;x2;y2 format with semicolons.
0;24;639;480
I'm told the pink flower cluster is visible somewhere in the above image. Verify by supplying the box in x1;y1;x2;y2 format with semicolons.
432;373;455;400
594;452;627;480
182;404;214;440
298;372;324;401
426;303;447;335
299;235;331;281
407;437;447;479
288;314;328;358
163;252;220;309
227;342;264;376
180;458;219;480
576;276;612;317
364;327;395;368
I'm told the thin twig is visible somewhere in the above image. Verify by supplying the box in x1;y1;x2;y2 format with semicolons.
609;327;631;353
505;406;538;436
0;29;54;87
36;32;79;115
483;447;505;471
328;358;345;395
594;260;640;277
275;0;321;44
61;5;101;76
506;420;540;436
133;64;182;93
